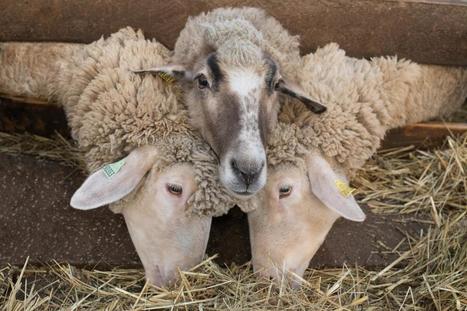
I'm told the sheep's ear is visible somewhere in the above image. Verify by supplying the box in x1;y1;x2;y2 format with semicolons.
306;153;366;222
70;146;158;210
275;79;326;114
132;64;193;82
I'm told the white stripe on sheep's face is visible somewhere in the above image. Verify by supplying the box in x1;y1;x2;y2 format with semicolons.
70;146;211;287
134;54;326;198
248;153;365;287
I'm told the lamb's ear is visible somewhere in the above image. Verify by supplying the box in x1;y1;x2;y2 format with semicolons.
70;146;158;210
306;153;366;222
275;79;327;114
132;64;193;82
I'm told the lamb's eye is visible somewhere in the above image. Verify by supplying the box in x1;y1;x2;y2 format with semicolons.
279;185;292;199
196;74;209;89
167;183;183;196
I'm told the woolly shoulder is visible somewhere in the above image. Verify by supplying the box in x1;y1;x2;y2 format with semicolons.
282;45;388;170
63;29;184;168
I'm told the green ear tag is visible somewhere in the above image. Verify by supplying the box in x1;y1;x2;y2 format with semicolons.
102;158;126;179
335;180;356;197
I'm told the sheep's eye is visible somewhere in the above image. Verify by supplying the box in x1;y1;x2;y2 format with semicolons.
274;79;284;91
279;185;292;199
167;183;183;196
196;74;209;89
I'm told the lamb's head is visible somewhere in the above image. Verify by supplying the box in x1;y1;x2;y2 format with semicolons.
248;125;366;286
70;145;212;287
135;52;325;198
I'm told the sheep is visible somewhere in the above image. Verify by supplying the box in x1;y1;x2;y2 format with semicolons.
135;7;326;198
0;42;81;100
0;28;254;286
247;43;467;285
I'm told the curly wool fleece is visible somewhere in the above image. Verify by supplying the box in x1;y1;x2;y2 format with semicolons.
173;7;302;80
50;27;254;216
269;43;467;173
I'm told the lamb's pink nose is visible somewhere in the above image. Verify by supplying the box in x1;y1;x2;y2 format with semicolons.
146;266;177;287
255;263;308;288
146;266;164;286
255;265;283;282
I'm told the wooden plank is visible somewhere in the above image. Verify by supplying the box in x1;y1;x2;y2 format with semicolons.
1;97;465;146
0;96;69;138
0;94;49;106
382;122;467;149
0;0;466;66
0;153;425;268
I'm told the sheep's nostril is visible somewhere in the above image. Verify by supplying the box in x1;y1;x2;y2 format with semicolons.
230;159;263;186
231;159;239;172
240;171;255;186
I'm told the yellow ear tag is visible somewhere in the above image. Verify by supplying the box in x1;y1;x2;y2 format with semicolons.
102;158;126;179
335;180;356;197
158;72;176;84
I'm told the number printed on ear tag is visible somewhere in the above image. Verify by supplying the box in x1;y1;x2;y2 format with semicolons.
103;158;126;179
335;180;356;197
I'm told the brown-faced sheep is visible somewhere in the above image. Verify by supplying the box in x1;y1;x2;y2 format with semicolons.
135;7;326;197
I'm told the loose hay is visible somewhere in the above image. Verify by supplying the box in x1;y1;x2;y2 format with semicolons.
0;132;85;170
0;132;465;310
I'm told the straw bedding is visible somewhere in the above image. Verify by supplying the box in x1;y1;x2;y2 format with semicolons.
0;131;465;310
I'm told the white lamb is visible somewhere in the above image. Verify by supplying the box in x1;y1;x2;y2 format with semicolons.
0;28;252;286
248;43;467;284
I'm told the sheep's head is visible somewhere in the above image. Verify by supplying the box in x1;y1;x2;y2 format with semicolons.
70;146;212;287
135;52;326;198
248;152;366;287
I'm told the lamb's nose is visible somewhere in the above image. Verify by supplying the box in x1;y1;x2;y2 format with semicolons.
231;159;264;186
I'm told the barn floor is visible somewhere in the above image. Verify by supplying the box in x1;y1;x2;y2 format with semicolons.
0;132;465;310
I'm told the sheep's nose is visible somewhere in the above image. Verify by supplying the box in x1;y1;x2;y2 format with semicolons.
231;159;264;186
147;266;178;287
256;266;304;289
146;266;165;286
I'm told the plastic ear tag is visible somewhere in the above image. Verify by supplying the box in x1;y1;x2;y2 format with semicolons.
335;180;356;197
158;72;176;84
102;158;126;179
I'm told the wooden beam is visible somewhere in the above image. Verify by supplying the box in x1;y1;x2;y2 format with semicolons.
0;96;70;138
382;122;467;149
0;94;49;106
1;96;465;147
0;0;466;66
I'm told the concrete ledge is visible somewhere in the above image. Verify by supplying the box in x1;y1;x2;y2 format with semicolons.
0;153;425;268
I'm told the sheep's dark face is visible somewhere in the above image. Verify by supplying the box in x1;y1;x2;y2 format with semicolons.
183;54;281;197
134;54;326;197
